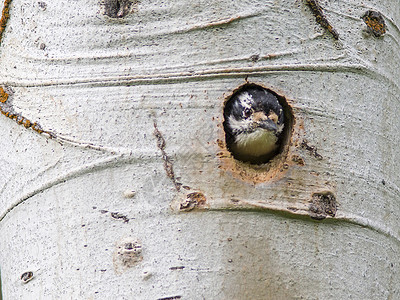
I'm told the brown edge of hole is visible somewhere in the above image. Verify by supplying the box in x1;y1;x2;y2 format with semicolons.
218;82;295;184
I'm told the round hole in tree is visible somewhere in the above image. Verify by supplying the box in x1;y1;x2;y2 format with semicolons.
223;84;292;164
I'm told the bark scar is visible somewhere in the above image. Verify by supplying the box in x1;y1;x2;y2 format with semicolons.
179;192;207;211
305;0;339;40
153;119;181;191
0;0;12;45
362;10;386;37
301;139;323;160
110;212;130;223
0;87;56;138
102;0;139;18
309;191;336;220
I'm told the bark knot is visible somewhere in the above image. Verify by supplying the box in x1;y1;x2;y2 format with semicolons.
309;191;337;220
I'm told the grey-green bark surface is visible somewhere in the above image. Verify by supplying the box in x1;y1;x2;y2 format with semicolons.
0;0;399;299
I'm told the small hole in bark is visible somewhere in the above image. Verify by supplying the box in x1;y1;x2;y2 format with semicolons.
223;84;292;164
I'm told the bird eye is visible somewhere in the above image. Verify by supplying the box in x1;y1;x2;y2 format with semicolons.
268;110;279;124
243;108;252;118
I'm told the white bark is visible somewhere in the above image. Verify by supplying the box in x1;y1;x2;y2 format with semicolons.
0;0;399;299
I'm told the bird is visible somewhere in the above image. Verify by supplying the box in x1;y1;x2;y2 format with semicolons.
223;86;284;163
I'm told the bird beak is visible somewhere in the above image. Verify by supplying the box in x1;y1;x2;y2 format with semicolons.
258;119;278;132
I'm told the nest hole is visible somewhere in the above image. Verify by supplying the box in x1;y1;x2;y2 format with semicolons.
223;83;293;166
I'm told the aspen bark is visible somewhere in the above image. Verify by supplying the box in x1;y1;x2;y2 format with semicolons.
0;0;399;299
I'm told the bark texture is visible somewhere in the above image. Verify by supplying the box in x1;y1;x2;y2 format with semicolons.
0;0;399;299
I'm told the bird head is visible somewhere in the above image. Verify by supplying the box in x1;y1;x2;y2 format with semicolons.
223;86;284;163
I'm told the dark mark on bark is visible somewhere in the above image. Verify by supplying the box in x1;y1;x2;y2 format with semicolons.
301;140;323;160
179;192;206;211
111;212;130;223
287;206;299;212
153;120;181;191
305;0;339;40
37;2;47;10
291;154;305;166
102;0;138;18
169;266;185;270
157;296;182;300
114;239;142;269
250;54;260;62
20;271;34;283
362;10;386;37
309;191;336;220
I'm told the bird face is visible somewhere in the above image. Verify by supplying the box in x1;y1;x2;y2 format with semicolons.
223;87;284;163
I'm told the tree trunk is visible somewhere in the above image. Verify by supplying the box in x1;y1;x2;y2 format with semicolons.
0;0;399;299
